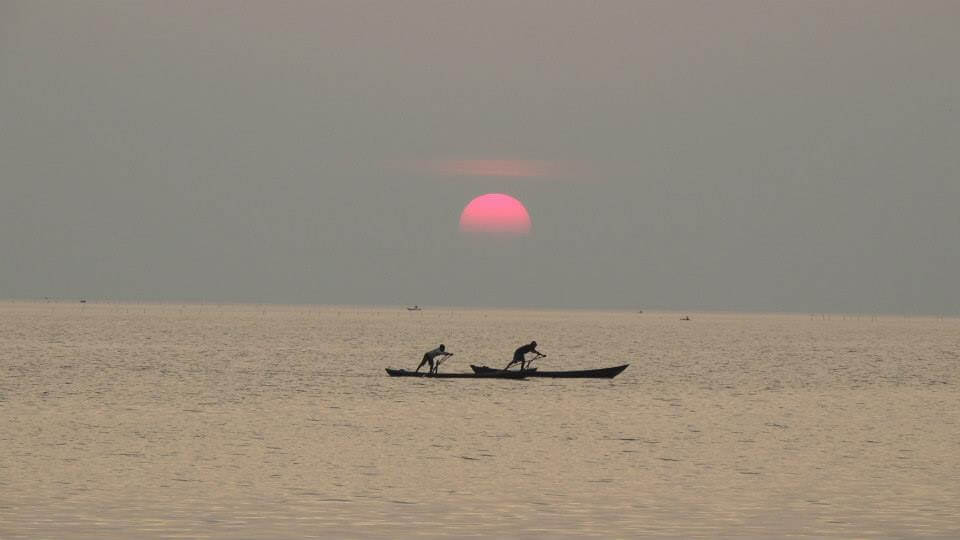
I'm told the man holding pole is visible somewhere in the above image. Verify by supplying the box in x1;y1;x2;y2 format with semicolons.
415;344;453;374
505;341;543;372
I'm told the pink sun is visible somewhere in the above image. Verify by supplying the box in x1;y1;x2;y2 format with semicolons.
459;193;532;235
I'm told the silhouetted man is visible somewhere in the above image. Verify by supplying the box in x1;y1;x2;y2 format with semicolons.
505;341;543;371
416;344;453;374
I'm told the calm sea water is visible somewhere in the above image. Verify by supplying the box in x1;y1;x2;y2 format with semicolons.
1;302;958;538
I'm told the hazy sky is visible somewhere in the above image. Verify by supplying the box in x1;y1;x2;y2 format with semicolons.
2;1;958;313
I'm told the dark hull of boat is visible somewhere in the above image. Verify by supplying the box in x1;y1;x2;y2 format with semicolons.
385;368;526;379
469;364;629;379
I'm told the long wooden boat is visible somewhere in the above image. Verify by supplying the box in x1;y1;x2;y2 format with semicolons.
469;364;629;379
385;368;527;379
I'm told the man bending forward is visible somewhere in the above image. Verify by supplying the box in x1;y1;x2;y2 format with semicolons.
416;344;453;374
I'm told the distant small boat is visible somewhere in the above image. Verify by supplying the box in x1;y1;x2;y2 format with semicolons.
385;368;526;379
470;364;629;379
406;305;422;311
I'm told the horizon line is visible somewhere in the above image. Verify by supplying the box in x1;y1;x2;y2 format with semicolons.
2;297;956;320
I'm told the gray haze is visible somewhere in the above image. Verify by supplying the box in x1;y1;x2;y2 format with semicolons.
2;1;958;313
